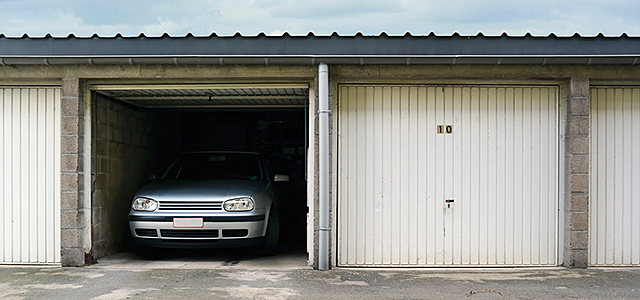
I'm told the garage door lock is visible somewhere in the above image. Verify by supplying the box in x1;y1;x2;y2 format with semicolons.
445;199;454;208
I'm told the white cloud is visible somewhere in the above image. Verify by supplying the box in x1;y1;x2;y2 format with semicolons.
0;0;638;37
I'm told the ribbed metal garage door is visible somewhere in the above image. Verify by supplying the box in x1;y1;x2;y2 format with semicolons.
337;85;559;266
1;87;61;264
590;87;640;266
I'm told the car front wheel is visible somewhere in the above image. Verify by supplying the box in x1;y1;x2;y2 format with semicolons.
258;206;280;255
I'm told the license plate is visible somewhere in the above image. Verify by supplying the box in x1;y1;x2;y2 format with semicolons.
173;217;204;228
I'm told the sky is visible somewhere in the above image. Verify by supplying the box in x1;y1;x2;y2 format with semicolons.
0;0;639;37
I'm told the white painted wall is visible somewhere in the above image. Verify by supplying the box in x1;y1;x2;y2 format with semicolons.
337;85;559;266
0;87;61;264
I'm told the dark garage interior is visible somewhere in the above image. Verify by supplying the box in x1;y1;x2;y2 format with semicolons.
90;86;309;260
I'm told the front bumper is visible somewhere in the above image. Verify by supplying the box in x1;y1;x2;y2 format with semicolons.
129;214;267;249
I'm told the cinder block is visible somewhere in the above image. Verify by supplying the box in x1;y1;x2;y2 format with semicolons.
61;116;79;134
92;240;108;259
109;143;118;156
126;115;136;130
568;99;590;116
97;123;109;140
60;210;79;229
569;155;589;174
569;174;589;193
61;191;79;210
114;128;123;143
61;78;80;97
570;231;589;250
109;110;118;125
123;130;132;144
99;157;108;173
97;106;108;122
61;228;81;248
93;190;103;208
96;173;107;190
61;154;78;172
132;132;142;147
108;174;117;188
110;159;119;174
568;136;589;154
61;135;79;154
566;249;588;268
567;116;590;135
60;248;85;267
116;144;126;158
61;173;79;191
568;193;589;211
97;139;108;156
61;97;80;116
93;207;102;224
571;212;589;231
91;225;100;242
573;249;589;267
568;78;590;98
135;119;144;133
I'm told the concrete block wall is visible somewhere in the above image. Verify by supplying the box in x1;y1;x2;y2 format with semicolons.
564;78;590;268
60;78;87;266
92;95;175;258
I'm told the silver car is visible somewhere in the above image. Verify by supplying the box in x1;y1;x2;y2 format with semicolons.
128;151;288;255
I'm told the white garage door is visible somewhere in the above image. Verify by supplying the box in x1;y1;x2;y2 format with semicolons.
337;85;559;266
1;87;61;264
590;87;640;266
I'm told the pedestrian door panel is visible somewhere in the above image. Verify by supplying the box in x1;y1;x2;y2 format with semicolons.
337;85;559;266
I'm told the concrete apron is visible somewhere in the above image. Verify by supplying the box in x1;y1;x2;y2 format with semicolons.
95;250;310;271
1;252;640;300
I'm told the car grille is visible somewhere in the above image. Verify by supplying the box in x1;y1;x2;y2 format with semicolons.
157;201;223;211
161;239;219;244
160;229;219;238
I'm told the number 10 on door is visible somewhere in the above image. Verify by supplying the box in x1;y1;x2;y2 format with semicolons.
437;125;453;134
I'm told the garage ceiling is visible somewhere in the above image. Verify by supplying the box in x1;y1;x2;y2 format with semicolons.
92;84;309;109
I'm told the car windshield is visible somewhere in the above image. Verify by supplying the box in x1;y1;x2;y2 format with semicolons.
160;153;263;180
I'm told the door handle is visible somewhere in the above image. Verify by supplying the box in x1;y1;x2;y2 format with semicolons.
445;199;454;208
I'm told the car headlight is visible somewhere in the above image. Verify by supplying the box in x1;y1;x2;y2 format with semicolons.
223;197;255;211
132;197;158;211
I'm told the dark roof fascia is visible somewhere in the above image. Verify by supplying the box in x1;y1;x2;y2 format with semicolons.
1;33;639;65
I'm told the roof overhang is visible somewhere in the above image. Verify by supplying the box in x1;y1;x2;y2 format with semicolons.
2;55;640;66
2;33;640;66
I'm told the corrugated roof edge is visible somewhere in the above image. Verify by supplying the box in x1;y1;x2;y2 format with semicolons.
1;31;639;66
0;31;637;39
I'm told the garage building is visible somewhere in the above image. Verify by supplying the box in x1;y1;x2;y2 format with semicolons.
0;33;639;268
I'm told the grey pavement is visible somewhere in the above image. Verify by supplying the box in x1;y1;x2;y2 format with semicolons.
1;249;640;299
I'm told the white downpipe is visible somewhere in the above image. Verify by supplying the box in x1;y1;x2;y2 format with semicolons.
318;63;330;270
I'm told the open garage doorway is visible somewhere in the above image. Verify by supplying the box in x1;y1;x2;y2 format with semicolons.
88;84;310;262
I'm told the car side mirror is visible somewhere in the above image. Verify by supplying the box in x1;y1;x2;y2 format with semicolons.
274;174;289;182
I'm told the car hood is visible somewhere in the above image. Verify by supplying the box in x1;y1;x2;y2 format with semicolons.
134;179;267;202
